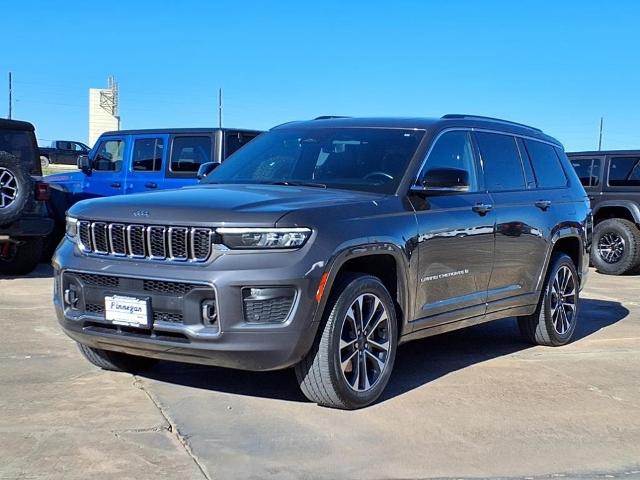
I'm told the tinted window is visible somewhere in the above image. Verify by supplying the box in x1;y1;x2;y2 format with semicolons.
608;157;640;187
225;132;258;158
92;139;124;171
571;158;600;187
419;130;478;192
524;139;567;188
204;128;424;194
475;132;525;191
0;129;36;168
170;136;212;172
132;138;164;172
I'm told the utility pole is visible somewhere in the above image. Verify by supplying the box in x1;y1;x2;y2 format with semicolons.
8;72;12;119
598;116;604;151
218;88;223;128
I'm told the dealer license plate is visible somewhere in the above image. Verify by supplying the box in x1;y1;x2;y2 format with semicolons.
105;295;149;327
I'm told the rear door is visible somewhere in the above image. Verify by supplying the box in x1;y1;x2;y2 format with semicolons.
569;155;604;205
474;131;549;312
85;136;128;197
125;135;167;193
163;134;215;189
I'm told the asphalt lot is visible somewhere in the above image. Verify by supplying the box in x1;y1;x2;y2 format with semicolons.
1;266;639;480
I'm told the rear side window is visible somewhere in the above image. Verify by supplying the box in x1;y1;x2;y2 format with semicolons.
571;158;600;187
132;138;164;172
0;129;37;169
170;136;212;173
524;139;567;188
475;132;525;191
608;157;640;187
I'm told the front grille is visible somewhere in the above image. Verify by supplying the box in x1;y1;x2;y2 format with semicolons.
77;221;213;262
85;303;105;314
143;279;197;296
153;311;184;323
76;273;120;288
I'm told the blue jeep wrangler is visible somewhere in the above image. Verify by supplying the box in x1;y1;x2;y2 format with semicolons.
44;127;261;251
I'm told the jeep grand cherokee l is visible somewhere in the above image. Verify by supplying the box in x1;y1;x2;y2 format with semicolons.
52;115;590;409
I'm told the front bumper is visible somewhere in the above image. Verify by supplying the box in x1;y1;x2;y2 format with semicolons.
52;239;325;371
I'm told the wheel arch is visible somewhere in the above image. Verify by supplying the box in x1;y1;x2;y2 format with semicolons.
593;201;640;224
317;244;411;336
536;231;585;294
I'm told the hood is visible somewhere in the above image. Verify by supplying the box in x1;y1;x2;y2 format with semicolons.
68;184;385;227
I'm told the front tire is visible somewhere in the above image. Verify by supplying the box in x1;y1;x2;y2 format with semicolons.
591;218;640;275
295;274;398;410
518;253;579;346
77;343;158;373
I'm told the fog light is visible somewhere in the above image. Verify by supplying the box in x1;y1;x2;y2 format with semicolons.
242;287;295;323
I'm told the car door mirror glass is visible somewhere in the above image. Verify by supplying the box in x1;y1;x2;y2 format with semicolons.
197;162;220;180
77;154;92;173
413;168;470;194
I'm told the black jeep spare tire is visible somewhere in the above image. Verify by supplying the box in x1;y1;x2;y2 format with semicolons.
0;151;32;225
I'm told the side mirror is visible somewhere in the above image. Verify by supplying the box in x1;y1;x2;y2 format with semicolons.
77;154;92;173
197;162;220;180
411;168;470;194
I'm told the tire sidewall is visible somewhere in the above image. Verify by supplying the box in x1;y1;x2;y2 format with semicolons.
542;255;579;345
0;152;32;225
326;276;398;408
591;220;635;275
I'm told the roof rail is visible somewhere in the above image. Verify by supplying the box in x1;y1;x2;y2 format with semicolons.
314;115;351;120
441;114;542;132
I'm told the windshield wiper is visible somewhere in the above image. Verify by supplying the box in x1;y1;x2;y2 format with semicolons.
270;181;327;189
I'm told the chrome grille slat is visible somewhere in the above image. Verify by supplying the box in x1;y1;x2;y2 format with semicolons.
77;221;213;262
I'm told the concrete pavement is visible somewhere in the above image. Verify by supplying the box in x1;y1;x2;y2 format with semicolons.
1;266;639;479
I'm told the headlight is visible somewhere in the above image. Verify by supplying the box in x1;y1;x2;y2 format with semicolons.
65;216;78;238
216;227;311;250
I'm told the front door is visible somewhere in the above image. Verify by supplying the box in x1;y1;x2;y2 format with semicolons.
84;136;128;197
126;135;166;194
412;130;495;326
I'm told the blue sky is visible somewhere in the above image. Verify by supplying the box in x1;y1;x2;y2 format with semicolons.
2;1;639;151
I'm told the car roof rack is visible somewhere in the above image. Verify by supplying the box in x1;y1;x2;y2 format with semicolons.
441;114;542;132
313;115;351;120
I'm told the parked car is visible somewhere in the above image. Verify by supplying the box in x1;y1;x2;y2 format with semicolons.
53;115;590;409
568;150;640;275
39;140;91;168
0;119;53;274
44;127;261;254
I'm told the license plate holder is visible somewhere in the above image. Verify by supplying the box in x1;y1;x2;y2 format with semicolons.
105;294;150;328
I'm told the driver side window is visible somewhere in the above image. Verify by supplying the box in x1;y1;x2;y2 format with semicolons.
419;131;479;192
93;139;125;172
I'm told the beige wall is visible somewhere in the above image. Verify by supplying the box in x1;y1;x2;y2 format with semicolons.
89;88;119;147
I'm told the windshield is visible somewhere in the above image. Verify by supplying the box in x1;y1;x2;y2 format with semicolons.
204;127;424;194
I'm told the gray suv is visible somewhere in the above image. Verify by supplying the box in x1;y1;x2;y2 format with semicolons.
53;115;591;409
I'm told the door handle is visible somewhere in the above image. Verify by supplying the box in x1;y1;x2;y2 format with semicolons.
110;182;121;188
535;200;552;210
145;182;158;189
472;203;493;215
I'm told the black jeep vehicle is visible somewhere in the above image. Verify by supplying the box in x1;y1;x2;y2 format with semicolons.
0;119;53;274
53;115;590;409
568;150;640;275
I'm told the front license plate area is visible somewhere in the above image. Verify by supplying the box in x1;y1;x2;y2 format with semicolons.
105;295;150;328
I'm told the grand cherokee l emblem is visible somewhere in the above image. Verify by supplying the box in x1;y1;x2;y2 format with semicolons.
132;210;150;217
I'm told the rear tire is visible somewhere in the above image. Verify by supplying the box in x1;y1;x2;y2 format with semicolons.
591;218;640;275
0;237;43;275
518;253;579;346
295;274;398;410
77;343;158;373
